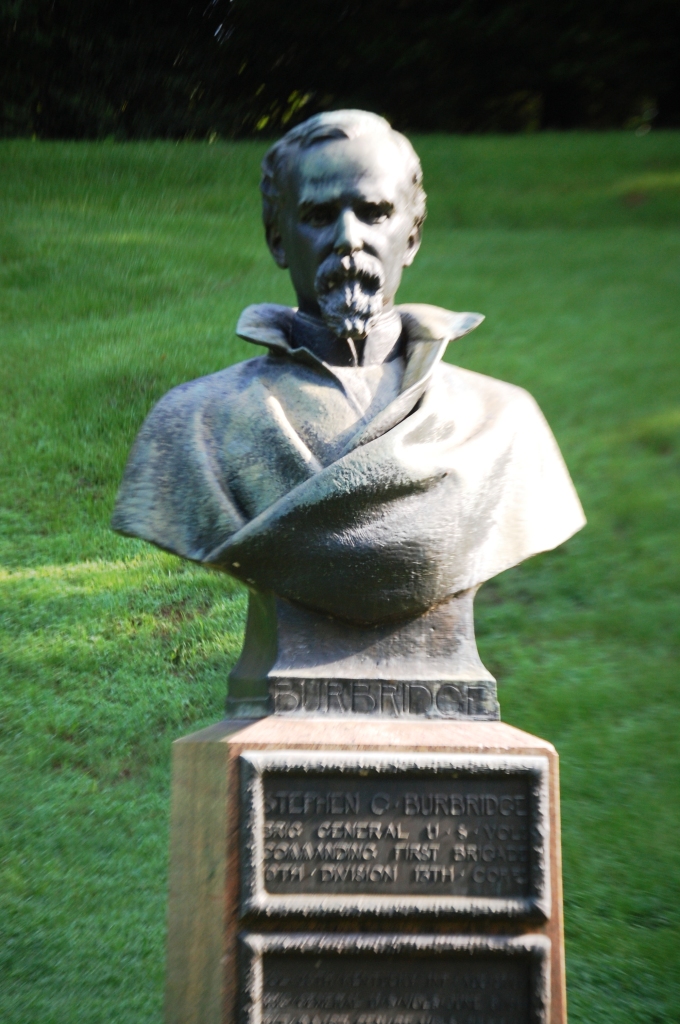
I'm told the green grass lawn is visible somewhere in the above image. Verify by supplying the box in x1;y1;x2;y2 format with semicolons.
1;131;679;1022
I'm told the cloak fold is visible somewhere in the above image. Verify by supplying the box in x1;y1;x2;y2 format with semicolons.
112;303;585;624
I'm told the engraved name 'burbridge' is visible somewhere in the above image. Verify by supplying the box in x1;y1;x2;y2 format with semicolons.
240;753;550;918
272;680;499;720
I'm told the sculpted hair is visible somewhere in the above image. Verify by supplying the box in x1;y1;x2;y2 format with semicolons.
261;110;427;234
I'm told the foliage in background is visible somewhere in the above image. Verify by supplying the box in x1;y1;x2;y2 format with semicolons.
1;132;680;1021
1;0;679;139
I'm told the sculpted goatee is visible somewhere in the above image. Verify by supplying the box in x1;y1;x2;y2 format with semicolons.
314;251;385;341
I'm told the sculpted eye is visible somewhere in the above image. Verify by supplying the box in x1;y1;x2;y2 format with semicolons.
301;204;336;227
356;202;392;224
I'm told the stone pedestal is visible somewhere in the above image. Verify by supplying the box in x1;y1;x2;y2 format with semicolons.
165;718;566;1024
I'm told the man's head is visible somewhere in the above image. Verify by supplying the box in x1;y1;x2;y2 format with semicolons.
261;110;426;340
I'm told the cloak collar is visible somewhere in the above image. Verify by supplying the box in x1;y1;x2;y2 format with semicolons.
236;302;485;403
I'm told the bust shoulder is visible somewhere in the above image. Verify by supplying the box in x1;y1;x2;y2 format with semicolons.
154;355;267;405
137;355;276;433
438;360;540;412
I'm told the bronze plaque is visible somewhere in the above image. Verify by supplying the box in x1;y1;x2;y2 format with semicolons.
262;773;530;896
240;934;550;1024
240;753;550;918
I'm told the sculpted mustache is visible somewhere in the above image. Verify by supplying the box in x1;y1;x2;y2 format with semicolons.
315;254;384;295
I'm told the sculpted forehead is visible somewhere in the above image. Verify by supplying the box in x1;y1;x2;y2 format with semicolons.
288;135;411;207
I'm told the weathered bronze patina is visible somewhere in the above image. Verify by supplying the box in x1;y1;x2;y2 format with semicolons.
112;109;585;719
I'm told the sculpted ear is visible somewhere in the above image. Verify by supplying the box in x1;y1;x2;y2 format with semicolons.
402;219;423;268
266;222;288;269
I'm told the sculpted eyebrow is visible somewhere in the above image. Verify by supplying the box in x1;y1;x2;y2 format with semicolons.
360;200;394;213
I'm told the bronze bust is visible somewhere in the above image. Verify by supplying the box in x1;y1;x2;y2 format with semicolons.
112;110;585;719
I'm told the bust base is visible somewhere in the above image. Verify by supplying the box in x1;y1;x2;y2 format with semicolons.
227;586;499;720
164;718;566;1024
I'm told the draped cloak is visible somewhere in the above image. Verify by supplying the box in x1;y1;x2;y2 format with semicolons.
111;302;586;625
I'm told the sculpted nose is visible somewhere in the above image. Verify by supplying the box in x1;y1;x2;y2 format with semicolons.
333;209;363;255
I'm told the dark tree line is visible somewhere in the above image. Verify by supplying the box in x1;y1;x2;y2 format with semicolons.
2;0;679;138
